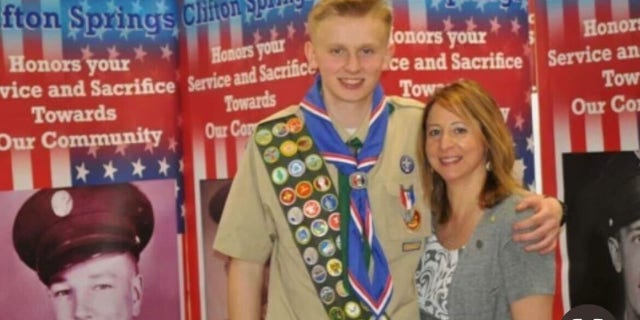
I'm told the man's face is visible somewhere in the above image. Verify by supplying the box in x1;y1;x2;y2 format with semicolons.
47;253;142;320
305;14;393;110
610;219;640;319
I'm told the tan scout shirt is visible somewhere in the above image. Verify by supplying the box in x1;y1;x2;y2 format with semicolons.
214;96;431;320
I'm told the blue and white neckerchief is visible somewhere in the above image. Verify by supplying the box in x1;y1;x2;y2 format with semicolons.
300;76;393;316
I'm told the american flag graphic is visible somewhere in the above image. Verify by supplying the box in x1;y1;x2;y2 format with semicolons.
535;0;640;317
1;0;184;315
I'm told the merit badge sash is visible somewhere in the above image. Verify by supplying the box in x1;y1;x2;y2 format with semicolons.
255;114;388;320
299;76;393;317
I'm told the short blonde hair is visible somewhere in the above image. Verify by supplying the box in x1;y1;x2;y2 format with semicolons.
421;79;521;223
307;0;392;39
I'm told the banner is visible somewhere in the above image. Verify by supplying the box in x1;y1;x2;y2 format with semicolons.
180;0;534;318
0;1;184;318
534;0;640;317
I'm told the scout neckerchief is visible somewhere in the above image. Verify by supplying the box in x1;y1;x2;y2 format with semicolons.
300;76;393;317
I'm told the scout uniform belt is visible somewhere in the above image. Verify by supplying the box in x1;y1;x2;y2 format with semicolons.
255;115;389;320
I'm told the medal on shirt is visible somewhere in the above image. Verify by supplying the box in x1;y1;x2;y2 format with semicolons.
400;185;421;230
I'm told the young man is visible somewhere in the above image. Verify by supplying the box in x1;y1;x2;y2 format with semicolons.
12;183;153;320
214;1;563;319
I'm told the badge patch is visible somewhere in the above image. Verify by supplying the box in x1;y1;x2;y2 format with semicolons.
288;159;306;177
318;239;336;257
280;140;298;157
303;200;322;219
305;154;323;171
348;171;367;189
287;117;303;134
272;122;289;137
311;219;329;237
271;167;288;185
279;188;296;206
263;146;280;164
320;286;336;305
344;301;362;319
295;181;313;199
297;135;313;152
303;247;319;265
326;258;342;277
311;265;327;284
287;207;304;225
321;194;338;212
51;190;73;217
328;213;340;231
400;155;415;174
254;129;273;146
295;226;311;245
313;175;332;192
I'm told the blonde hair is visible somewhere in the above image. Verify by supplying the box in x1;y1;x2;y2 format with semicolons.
307;0;392;39
420;79;521;223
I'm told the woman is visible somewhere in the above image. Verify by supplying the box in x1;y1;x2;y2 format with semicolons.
414;80;555;319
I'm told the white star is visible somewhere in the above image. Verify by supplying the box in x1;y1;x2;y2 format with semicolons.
270;26;279;40
287;22;296;39
95;27;107;41
168;136;178;152
80;0;91;11
81;45;93;60
158;157;171;176
179;158;184;172
180;204;185;217
75;162;90;182
175;183;180;196
132;0;142;13
108;45;120;59
490;17;501;34
511;18;522;34
132;158;146;178
145;141;155;154
161;44;173;60
515;114;525;130
103;160;118;181
134;45;147;61
115;144;128;156
253;29;262;44
67;28;79;40
526;135;534;152
107;0;118;12
156;0;168;14
120;29;131;40
465;17;477;32
87;146;99;158
443;16;454;32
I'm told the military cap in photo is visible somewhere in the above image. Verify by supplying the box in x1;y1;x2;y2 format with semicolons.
209;180;232;224
12;183;154;285
599;151;640;236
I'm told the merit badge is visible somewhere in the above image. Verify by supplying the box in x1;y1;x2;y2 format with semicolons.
279;188;296;206
303;200;322;219
254;128;273;146
288;159;306;177
51;190;73;217
297;135;313;152
280;140;298;157
313;175;332;192
295;181;313;199
321;194;338;212
318;239;337;257
400;155;415;174
349;171;367;189
287;117;303;134
326;258;342;277
271;167;289;185
344;301;362;319
329;307;346;320
328;213;340;231
311;265;328;284
303;247;319;265
305;154;323;171
272;122;289;137
311;219;329;237
335;235;341;250
287;207;304;225
336;281;348;298
295;226;311;245
263;146;280;164
400;185;421;230
320;286;336;305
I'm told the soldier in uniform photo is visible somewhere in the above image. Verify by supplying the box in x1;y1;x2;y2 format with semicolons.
12;183;154;320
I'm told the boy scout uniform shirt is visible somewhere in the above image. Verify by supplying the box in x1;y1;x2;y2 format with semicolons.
214;96;431;320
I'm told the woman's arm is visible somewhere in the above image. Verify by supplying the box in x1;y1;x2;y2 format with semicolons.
511;295;553;320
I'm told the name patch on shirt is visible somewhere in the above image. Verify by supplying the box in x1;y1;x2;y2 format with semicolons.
402;240;422;252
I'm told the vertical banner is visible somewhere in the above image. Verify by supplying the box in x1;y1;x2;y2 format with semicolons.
534;0;640;317
180;0;533;318
0;1;184;319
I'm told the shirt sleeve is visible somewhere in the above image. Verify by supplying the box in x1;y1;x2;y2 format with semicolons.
213;138;276;264
499;206;556;304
